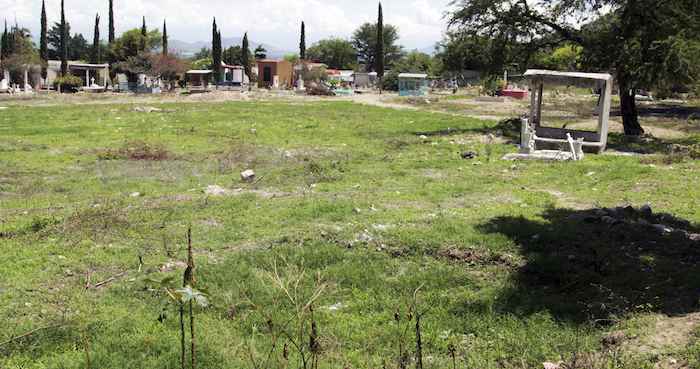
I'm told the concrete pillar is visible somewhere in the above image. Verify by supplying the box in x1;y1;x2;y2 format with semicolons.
85;69;90;87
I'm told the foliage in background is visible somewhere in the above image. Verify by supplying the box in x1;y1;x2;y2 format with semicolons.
352;22;403;72
306;38;357;70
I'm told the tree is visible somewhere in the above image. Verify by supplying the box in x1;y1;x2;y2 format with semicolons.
47;22;89;61
110;28;161;62
212;18;222;82
162;20;168;56
193;47;211;61
352;22;402;72
300;21;306;60
1;22;8;61
306;38;357;69
436;32;492;75
91;14;101;64
375;2;384;79
39;0;48;78
448;0;700;136
140;17;147;52
108;0;115;44
149;53;189;88
241;33;251;80
60;0;68;75
254;45;267;60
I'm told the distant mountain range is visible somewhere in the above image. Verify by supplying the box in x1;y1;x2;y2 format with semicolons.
170;37;292;59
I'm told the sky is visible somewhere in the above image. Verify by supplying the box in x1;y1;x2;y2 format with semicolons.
0;0;452;51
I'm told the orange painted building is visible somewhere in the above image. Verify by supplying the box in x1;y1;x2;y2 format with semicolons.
256;60;293;88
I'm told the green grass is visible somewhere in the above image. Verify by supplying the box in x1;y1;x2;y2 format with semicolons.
1;100;699;368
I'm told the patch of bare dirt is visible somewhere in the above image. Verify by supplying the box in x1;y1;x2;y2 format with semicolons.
624;313;700;357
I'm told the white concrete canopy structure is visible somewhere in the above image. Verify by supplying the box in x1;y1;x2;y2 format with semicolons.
523;69;613;153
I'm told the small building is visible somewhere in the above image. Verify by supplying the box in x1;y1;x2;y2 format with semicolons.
398;73;429;96
46;61;110;90
219;63;248;90
354;72;371;88
256;59;293;89
186;70;213;92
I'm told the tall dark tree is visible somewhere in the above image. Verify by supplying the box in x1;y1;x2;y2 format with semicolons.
212;18;222;82
162;20;168;56
91;14;101;64
241;32;251;80
60;0;68;75
140;16;147;51
375;2;385;79
0;22;7;61
300;21;306;60
40;0;48;78
108;0;115;44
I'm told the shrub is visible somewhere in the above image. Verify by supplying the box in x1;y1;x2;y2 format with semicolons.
54;75;84;93
97;140;170;161
480;76;505;96
381;71;399;91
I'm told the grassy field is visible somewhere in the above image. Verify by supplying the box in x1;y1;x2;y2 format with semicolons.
1;98;699;368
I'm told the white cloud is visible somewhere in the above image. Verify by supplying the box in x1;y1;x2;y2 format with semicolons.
0;0;449;49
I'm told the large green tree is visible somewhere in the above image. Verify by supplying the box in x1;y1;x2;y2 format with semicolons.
448;0;700;135
306;38;357;69
110;28;161;62
48;22;90;61
352;22;402;72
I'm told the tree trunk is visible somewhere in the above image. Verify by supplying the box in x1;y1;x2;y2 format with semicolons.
617;78;645;136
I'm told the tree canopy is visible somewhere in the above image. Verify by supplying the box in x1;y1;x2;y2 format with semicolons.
306;38;357;70
352;22;402;72
448;0;700;135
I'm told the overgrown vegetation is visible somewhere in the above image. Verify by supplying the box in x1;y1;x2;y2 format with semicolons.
0;100;698;368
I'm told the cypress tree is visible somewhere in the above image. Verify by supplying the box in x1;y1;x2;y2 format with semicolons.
108;0;115;44
91;14;100;64
212;18;221;82
60;0;68;75
140;16;147;51
2;21;8;61
375;2;384;79
299;21;306;60
162;19;168;56
241;32;251;80
40;0;48;78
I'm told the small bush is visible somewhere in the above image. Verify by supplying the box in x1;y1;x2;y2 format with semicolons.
97;140;170;161
480;76;505;96
54;75;83;93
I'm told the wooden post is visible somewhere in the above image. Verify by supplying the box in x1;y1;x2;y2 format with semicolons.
597;77;613;152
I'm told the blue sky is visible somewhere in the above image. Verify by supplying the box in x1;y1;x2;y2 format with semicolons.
1;0;451;50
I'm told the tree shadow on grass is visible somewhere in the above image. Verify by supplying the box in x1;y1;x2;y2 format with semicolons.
477;206;700;324
607;132;699;155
